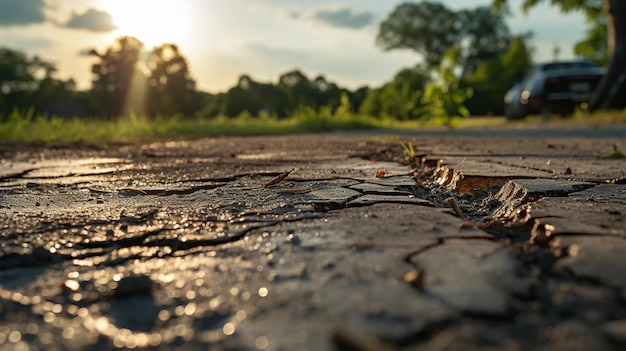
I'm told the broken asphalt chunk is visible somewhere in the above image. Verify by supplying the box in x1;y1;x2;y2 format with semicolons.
493;179;595;218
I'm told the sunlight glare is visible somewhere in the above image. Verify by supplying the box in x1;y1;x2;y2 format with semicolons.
100;0;192;48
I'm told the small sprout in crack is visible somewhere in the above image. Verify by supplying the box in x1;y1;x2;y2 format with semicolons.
600;144;624;159
398;139;416;159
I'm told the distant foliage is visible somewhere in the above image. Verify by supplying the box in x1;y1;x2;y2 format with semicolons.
377;1;511;76
377;1;529;117
463;35;534;115
419;46;474;125
147;43;199;116
359;66;428;120
0;48;76;117
377;2;461;68
88;37;200;118
89;36;144;118
574;14;608;66
199;70;367;119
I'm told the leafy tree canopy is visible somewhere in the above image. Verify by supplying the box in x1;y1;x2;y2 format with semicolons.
464;35;534;115
0;48;55;93
377;2;461;67
147;43;198;116
0;47;76;115
89;36;144;117
377;1;511;77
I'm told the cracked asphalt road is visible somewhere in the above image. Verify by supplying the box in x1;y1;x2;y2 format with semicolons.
1;127;625;351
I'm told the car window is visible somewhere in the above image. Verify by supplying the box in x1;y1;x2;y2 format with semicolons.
541;61;597;71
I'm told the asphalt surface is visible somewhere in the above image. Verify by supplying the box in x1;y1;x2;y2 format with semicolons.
1;126;625;350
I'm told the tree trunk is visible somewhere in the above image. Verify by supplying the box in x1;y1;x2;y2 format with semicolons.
589;0;626;111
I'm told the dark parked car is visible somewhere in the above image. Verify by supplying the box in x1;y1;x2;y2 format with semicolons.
504;60;605;119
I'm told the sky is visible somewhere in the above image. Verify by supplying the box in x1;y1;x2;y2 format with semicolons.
0;0;588;93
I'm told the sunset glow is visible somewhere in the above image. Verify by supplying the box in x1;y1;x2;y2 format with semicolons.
0;0;587;92
101;0;193;48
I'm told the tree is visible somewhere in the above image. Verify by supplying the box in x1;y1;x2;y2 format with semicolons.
312;75;341;110
359;66;429;119
492;0;626;110
350;86;370;113
456;7;511;76
196;91;224;118
220;75;259;117
377;2;511;77
419;45;474;125
200;69;363;118
250;81;291;118
574;8;609;66
89;36;144;118
146;43;198;116
464;35;534;115
277;69;319;110
0;47;76;116
377;2;461;68
219;74;291;117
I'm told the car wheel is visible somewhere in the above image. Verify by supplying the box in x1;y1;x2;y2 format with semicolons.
505;105;526;120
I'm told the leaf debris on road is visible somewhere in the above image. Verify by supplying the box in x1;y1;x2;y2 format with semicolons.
265;168;295;188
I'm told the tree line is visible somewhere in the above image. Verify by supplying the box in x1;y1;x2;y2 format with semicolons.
0;1;614;121
0;40;372;120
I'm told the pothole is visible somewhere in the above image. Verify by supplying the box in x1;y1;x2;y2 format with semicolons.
401;156;626;349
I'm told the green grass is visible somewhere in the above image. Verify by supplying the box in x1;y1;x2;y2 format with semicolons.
0;109;403;144
1;107;626;145
398;139;416;158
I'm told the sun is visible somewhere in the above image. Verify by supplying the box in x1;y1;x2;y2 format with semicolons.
99;0;193;48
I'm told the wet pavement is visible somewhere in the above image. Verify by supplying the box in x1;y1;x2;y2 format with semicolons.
0;128;625;350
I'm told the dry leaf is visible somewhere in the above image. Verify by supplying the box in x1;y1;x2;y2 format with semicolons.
265;168;294;188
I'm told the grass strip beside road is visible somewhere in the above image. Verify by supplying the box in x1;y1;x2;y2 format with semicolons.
0;113;400;144
1;109;625;145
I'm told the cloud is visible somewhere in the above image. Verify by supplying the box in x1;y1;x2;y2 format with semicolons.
312;8;374;29
0;0;47;26
243;42;311;66
65;8;116;32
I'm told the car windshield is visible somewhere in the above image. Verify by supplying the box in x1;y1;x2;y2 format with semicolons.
539;61;597;71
